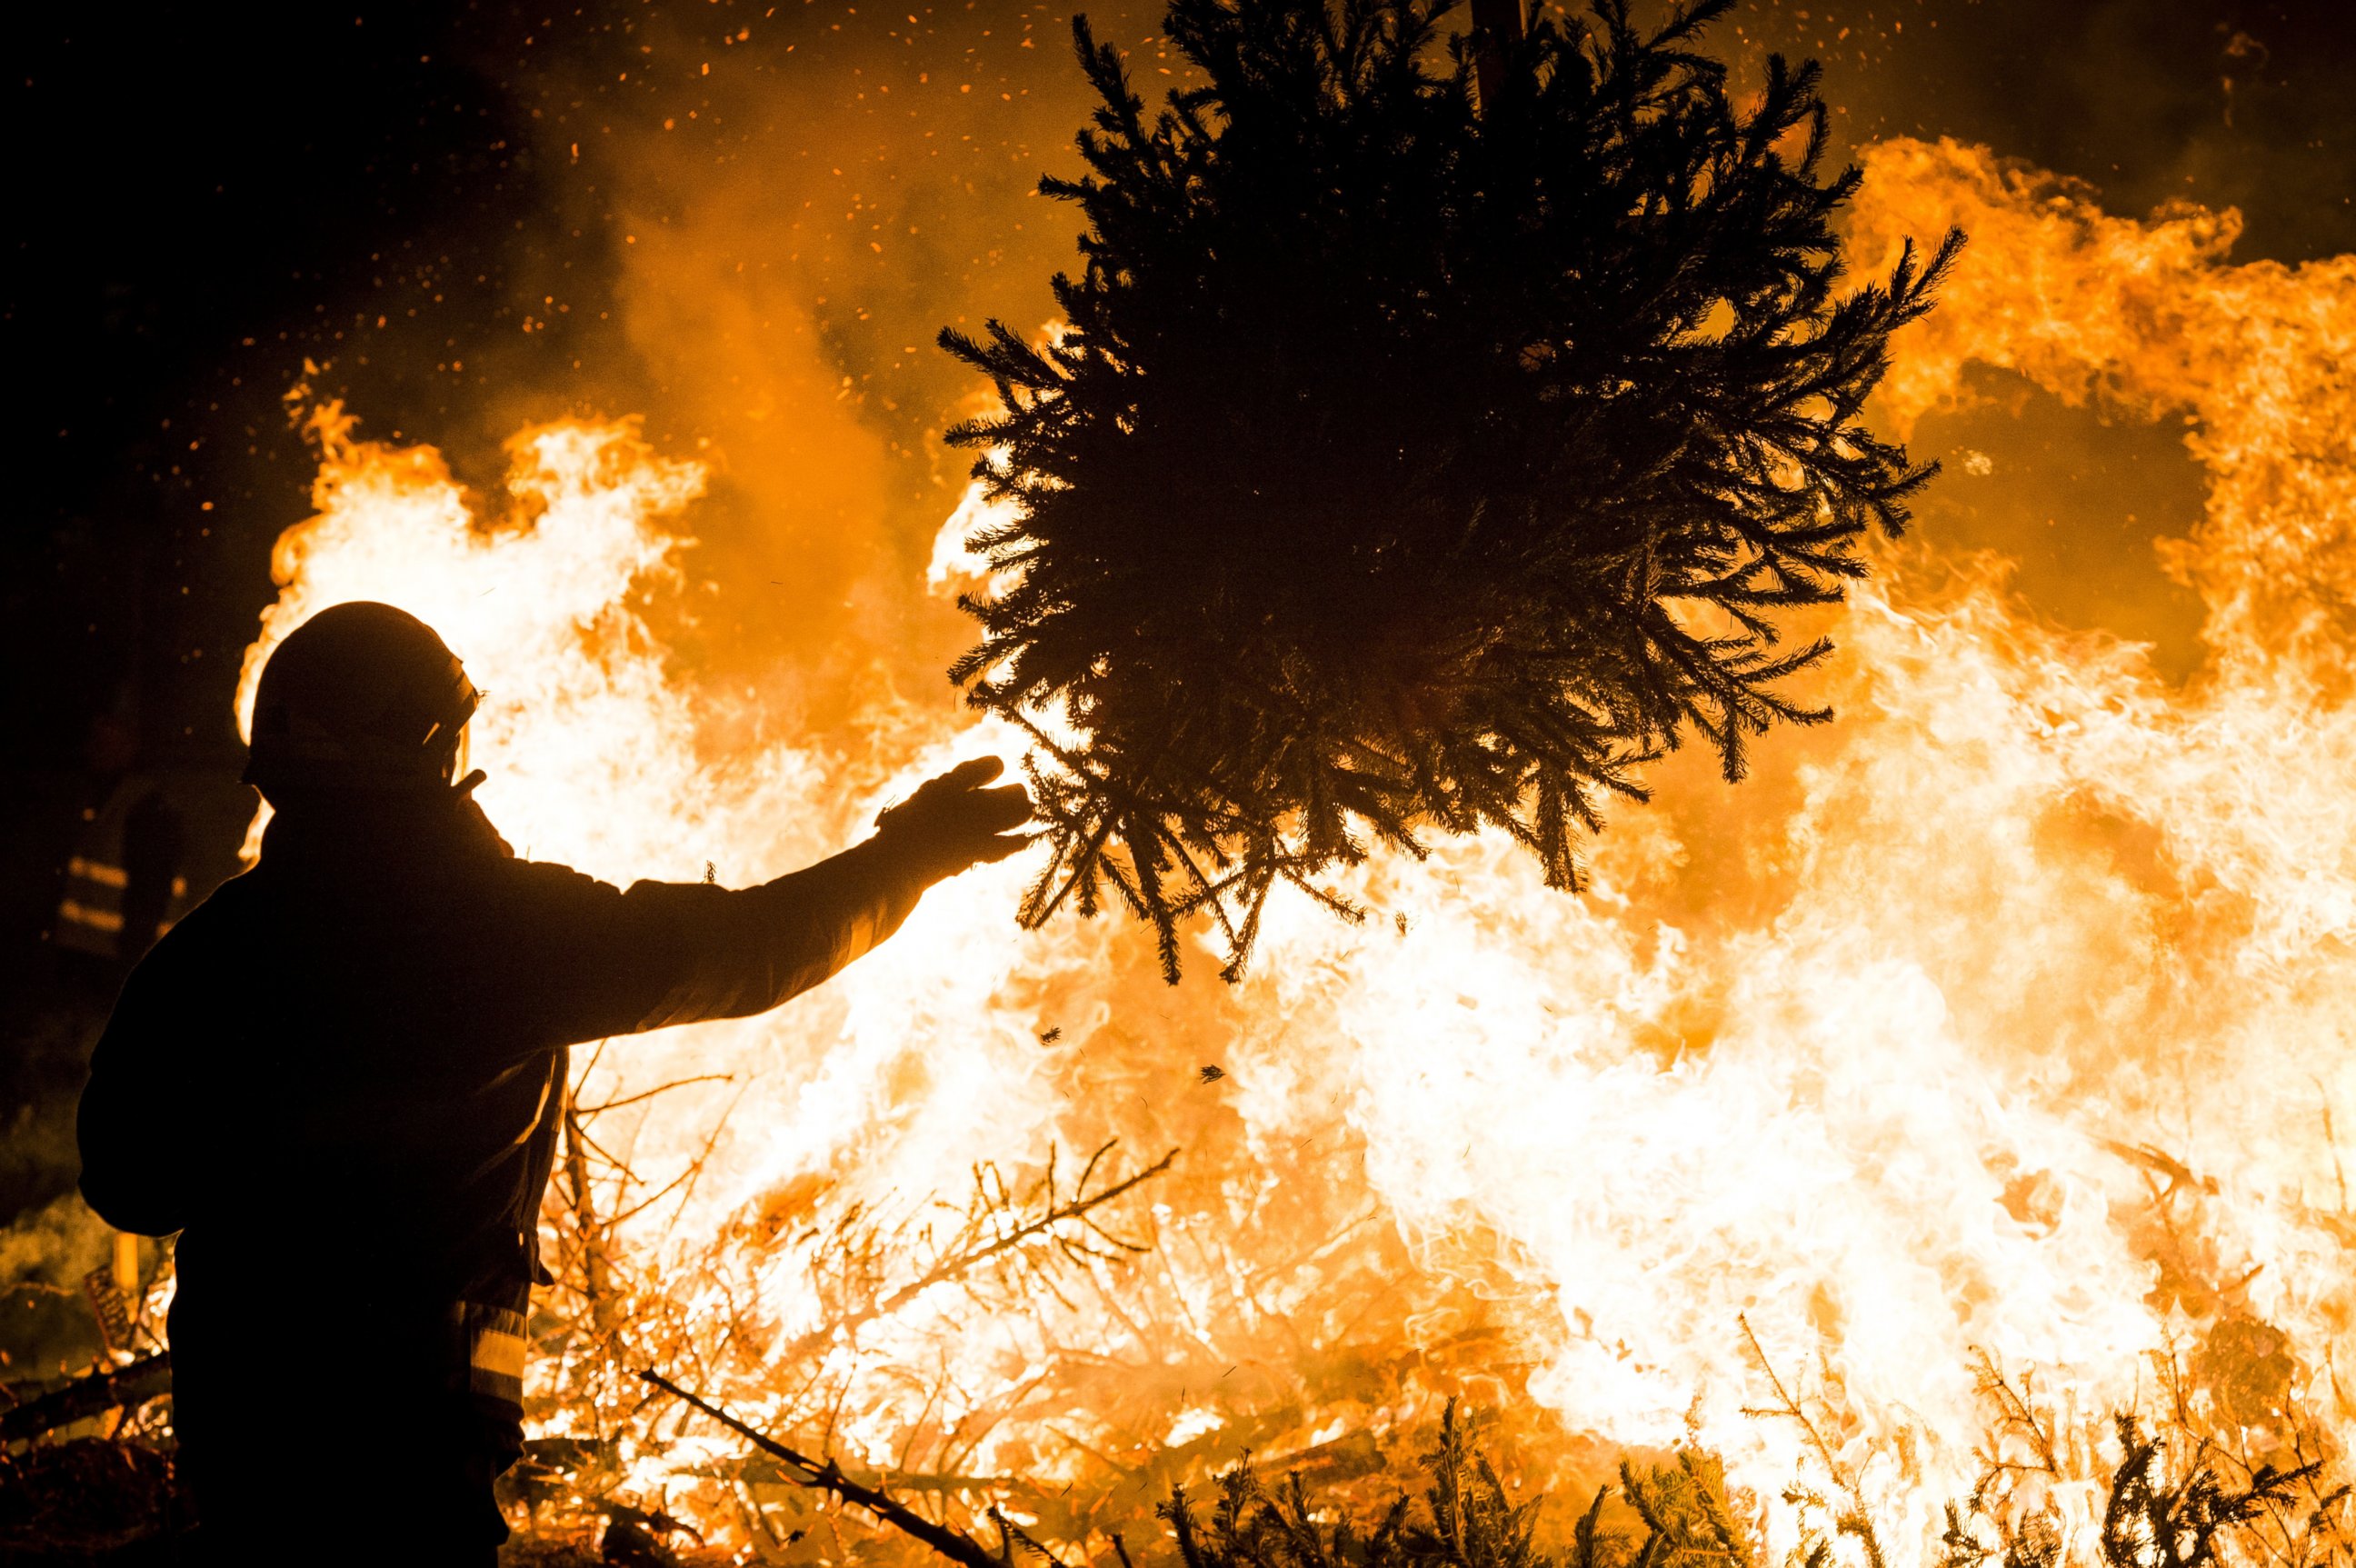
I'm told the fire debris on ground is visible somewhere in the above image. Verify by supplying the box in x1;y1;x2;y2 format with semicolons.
0;1437;182;1565
0;1386;2342;1568
511;1386;2349;1568
5;1129;2345;1566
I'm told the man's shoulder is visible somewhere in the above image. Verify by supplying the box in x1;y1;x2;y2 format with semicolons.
143;863;263;948
497;855;624;897
498;856;717;903
480;855;658;930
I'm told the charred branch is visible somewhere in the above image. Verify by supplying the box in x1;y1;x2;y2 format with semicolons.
0;1353;172;1445
782;1141;1177;1365
637;1368;1013;1568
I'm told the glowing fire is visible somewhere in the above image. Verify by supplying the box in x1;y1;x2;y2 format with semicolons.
230;139;2356;1563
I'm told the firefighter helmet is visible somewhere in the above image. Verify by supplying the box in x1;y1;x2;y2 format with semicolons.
243;603;481;803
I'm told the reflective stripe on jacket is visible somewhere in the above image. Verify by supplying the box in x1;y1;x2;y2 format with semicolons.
55;777;188;961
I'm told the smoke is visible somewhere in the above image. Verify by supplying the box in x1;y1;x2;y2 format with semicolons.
1708;0;2356;683
425;0;1179;729
270;0;2356;718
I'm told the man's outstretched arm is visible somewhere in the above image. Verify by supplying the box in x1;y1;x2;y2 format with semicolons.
542;756;1033;1043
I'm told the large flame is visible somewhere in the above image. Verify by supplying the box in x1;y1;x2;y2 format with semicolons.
231;139;2356;1563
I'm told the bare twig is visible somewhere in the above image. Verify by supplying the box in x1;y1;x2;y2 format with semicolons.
0;1352;173;1443
656;1082;750;1250
563;1098;614;1320
1739;1314;1887;1568
608;1162;705;1230
780;1143;1175;1364
637;1368;1003;1568
574;1074;736;1119
1970;1347;2061;1477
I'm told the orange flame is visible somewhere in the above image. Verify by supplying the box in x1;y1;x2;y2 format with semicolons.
235;140;2356;1562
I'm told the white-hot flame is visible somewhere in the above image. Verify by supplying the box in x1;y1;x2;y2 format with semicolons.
233;141;2356;1563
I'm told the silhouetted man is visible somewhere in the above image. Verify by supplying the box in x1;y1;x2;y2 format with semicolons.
54;708;189;982
76;602;1033;1565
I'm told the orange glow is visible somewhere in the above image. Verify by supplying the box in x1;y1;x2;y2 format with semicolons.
233;139;2356;1563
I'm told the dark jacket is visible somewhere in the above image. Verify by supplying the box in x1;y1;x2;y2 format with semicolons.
78;789;933;1385
75;789;941;1553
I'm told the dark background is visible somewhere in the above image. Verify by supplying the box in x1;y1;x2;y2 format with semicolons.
5;0;2353;1375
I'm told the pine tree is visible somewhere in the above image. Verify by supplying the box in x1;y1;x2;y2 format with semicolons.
940;0;1962;981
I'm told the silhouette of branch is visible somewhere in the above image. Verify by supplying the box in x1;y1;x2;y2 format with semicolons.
781;1141;1175;1363
637;1368;1010;1568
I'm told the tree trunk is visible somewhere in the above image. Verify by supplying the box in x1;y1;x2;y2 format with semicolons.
1470;0;1525;113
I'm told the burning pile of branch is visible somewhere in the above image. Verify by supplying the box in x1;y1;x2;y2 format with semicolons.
520;1117;1179;1544
514;1122;2356;1566
3;1115;2346;1568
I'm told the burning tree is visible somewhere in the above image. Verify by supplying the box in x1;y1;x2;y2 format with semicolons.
941;0;1962;979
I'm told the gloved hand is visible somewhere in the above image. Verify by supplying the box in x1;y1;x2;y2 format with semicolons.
874;756;1036;880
